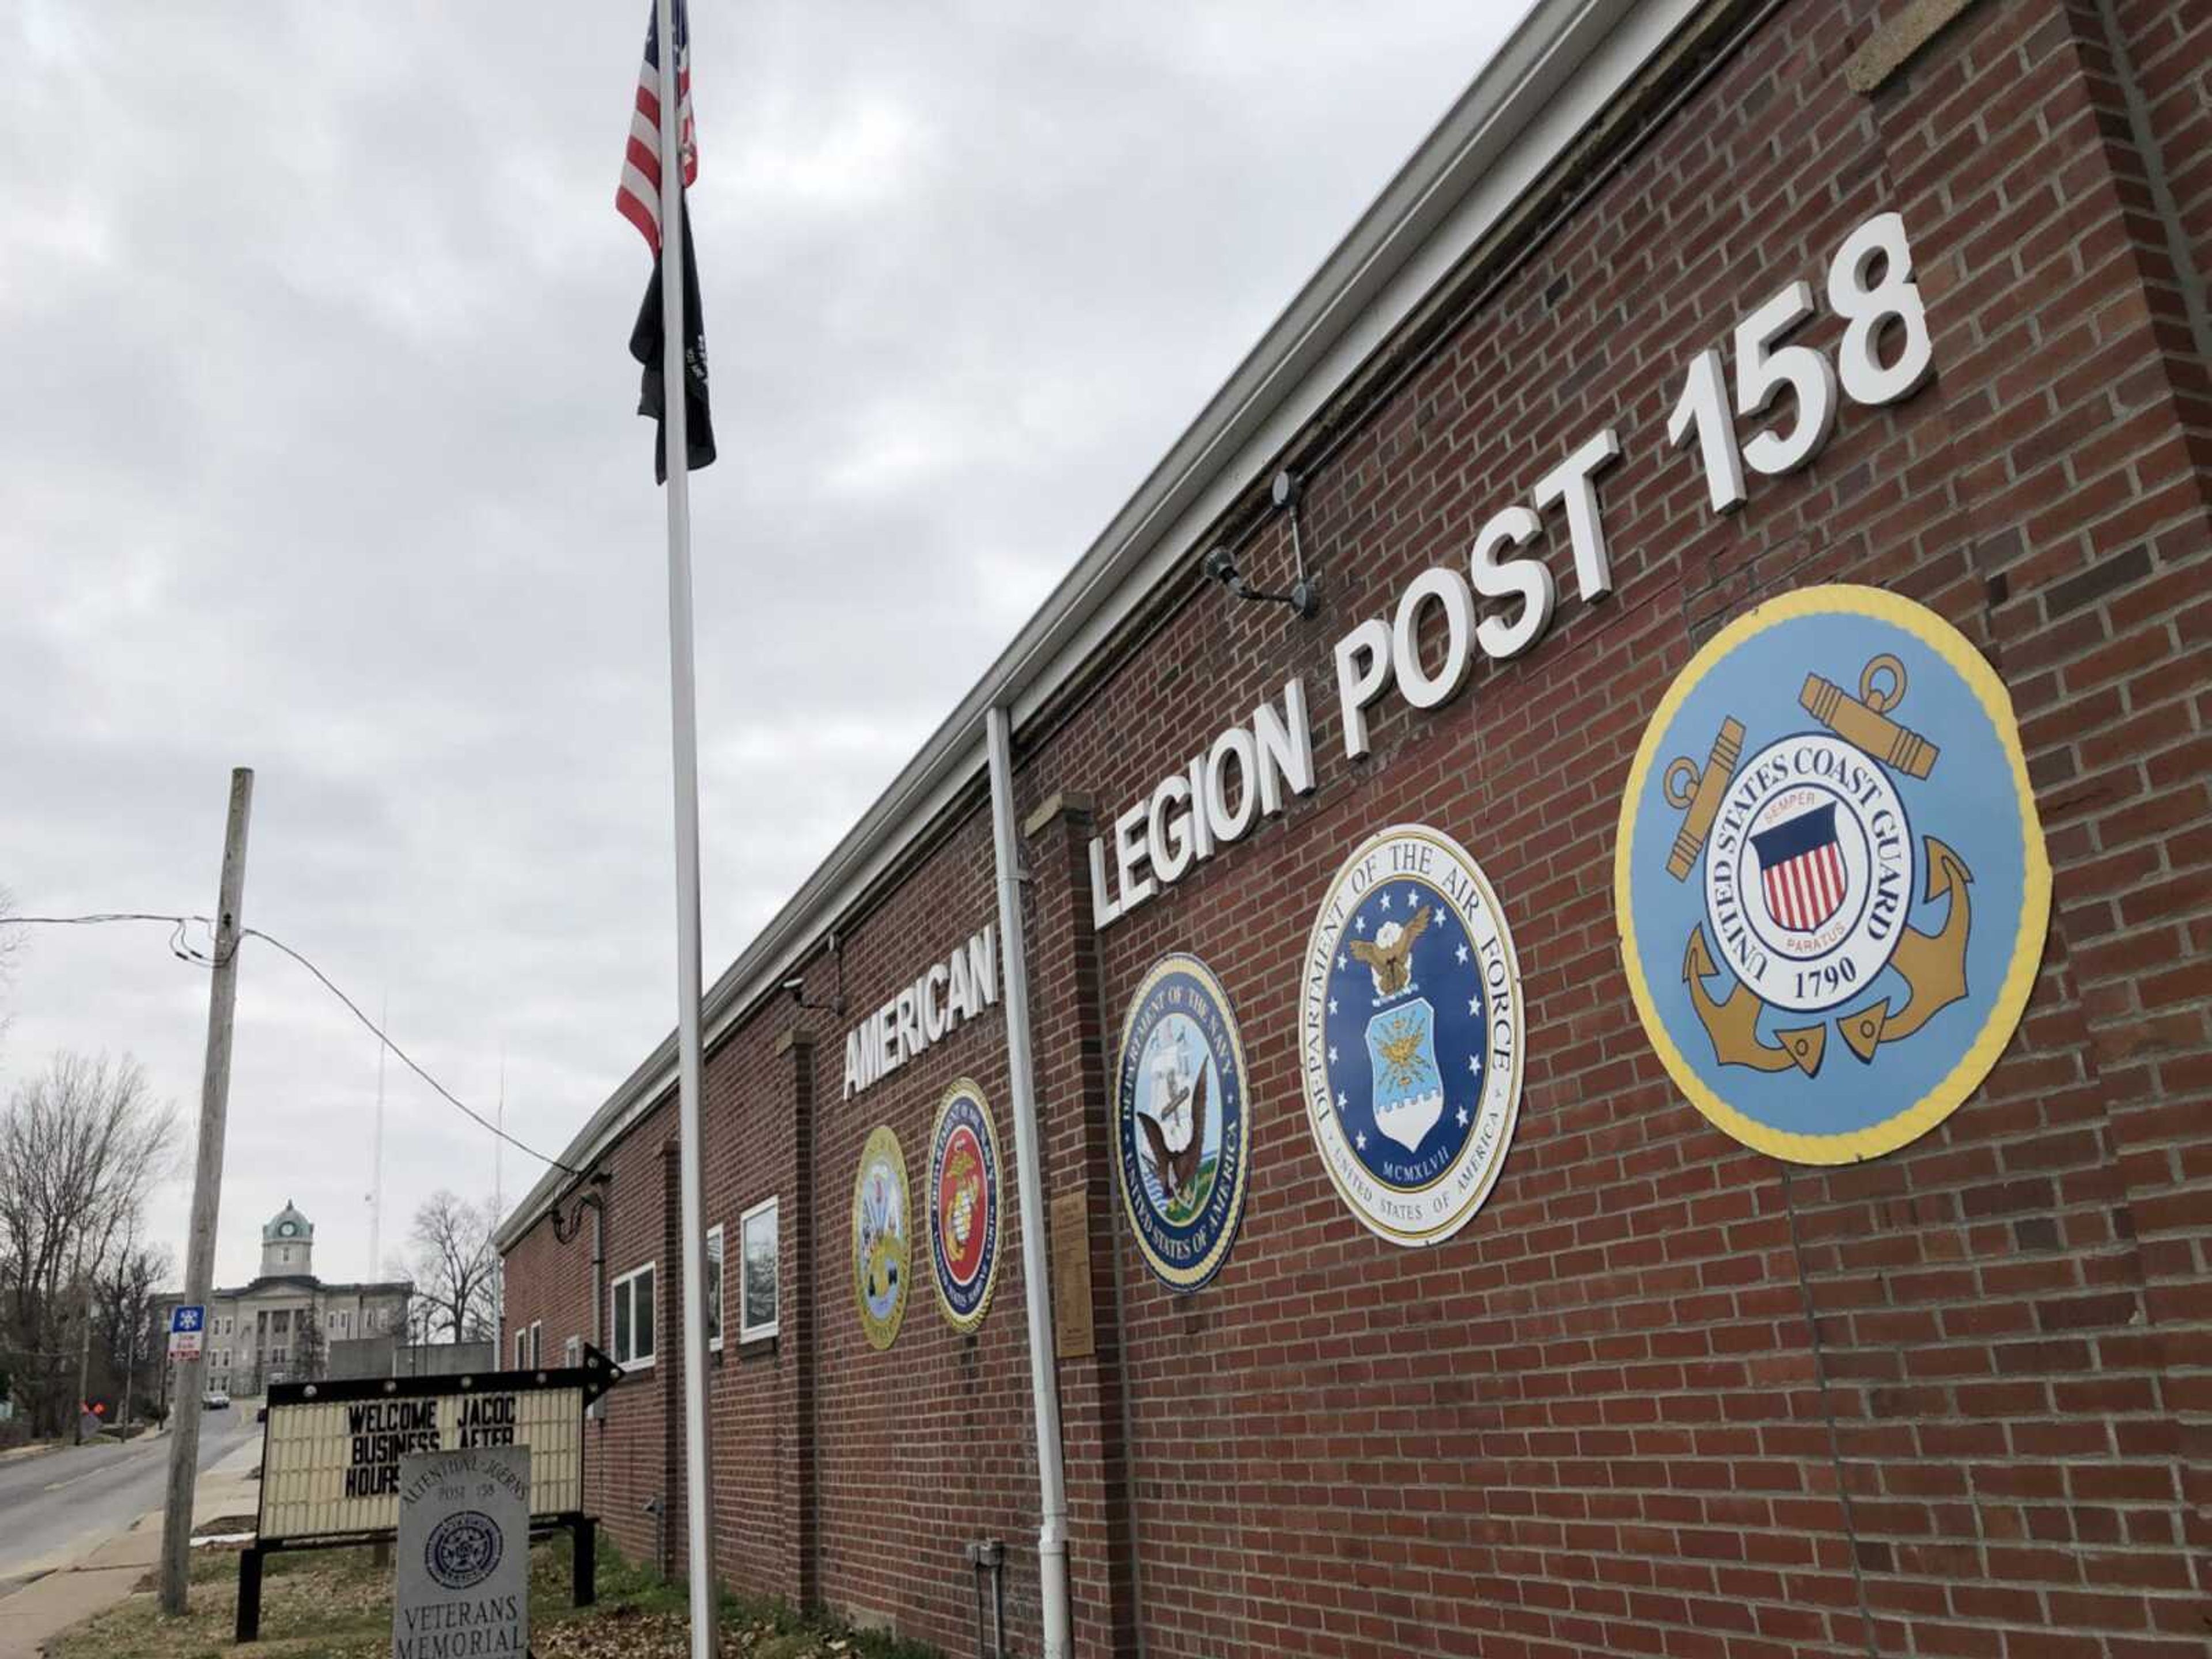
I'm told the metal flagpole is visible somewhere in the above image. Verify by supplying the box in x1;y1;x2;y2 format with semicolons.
652;1;719;1650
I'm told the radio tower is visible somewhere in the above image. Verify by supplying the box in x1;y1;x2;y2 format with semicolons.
493;1042;505;1347
368;992;388;1278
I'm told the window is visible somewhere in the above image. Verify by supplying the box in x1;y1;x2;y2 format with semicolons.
611;1263;656;1367
529;1321;543;1367
704;1225;725;1350
515;1330;528;1368
740;1198;779;1343
563;1335;582;1368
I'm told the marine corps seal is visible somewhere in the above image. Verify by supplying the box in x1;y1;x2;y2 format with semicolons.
927;1080;1001;1332
1298;824;1524;1247
1114;953;1250;1292
851;1124;910;1350
1616;585;2050;1162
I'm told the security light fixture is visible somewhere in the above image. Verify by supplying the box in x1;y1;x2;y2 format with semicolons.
783;935;846;1014
1201;466;1320;619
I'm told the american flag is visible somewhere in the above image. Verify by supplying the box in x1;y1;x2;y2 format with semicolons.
616;0;696;254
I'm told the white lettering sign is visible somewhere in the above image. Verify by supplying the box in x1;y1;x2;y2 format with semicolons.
1089;678;1315;929
1086;209;1934;931
841;925;999;1098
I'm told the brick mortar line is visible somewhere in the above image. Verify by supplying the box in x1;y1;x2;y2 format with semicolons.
1782;1160;1886;1659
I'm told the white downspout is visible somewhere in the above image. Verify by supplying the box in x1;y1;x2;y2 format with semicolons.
986;704;1071;1659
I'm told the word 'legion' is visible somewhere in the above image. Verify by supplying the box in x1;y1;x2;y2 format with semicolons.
1090;426;1622;931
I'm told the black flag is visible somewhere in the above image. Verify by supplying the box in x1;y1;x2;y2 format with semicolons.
629;199;716;484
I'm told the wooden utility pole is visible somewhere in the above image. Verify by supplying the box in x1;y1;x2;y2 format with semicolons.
73;1264;93;1443
158;767;253;1614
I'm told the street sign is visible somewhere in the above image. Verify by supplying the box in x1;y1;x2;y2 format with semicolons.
395;1445;531;1659
167;1304;206;1361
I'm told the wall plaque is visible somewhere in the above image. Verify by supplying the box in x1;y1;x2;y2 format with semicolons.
1050;1187;1094;1360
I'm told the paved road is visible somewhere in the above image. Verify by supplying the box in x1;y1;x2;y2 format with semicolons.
0;1406;261;1596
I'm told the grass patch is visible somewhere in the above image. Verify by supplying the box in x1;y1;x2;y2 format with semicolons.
48;1531;942;1659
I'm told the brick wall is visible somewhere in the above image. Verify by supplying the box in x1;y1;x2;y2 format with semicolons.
502;0;2212;1653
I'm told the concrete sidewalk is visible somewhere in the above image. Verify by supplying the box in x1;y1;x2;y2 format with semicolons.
0;1435;262;1659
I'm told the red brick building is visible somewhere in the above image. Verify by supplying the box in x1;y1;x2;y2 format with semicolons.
497;1;2211;1654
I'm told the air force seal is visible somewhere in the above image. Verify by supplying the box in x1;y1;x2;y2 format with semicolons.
851;1124;910;1350
1616;585;2050;1162
1114;954;1249;1292
1299;825;1524;1247
927;1080;1002;1332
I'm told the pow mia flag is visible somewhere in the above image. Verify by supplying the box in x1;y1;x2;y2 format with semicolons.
629;199;717;484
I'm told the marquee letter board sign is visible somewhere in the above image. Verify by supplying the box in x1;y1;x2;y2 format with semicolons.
257;1347;620;1545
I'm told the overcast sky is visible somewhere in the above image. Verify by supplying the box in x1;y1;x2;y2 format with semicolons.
1;1;1531;1291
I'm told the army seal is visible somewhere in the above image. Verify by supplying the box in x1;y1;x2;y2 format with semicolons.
851;1124;910;1350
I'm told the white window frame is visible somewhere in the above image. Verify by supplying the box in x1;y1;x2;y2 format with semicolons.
563;1335;582;1368
528;1320;543;1368
704;1224;725;1351
610;1262;657;1368
738;1196;780;1344
514;1330;528;1368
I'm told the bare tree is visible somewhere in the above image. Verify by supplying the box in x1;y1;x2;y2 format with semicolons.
94;1237;173;1423
0;1054;177;1435
406;1191;501;1344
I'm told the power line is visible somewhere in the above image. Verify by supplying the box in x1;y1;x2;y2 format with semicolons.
5;911;578;1176
7;911;222;968
243;928;579;1176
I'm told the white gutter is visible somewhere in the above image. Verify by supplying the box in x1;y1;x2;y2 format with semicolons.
495;0;1702;1252
985;705;1070;1656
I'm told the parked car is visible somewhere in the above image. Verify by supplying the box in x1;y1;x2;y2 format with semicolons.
201;1389;231;1410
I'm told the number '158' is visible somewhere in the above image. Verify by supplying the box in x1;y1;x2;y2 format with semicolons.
1667;211;1935;514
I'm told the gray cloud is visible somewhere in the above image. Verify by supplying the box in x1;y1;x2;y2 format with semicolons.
1;0;1530;1286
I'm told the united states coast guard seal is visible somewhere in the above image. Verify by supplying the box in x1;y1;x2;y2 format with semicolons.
1114;953;1249;1291
927;1080;1001;1332
1616;585;2050;1162
1298;824;1524;1247
851;1124;910;1350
